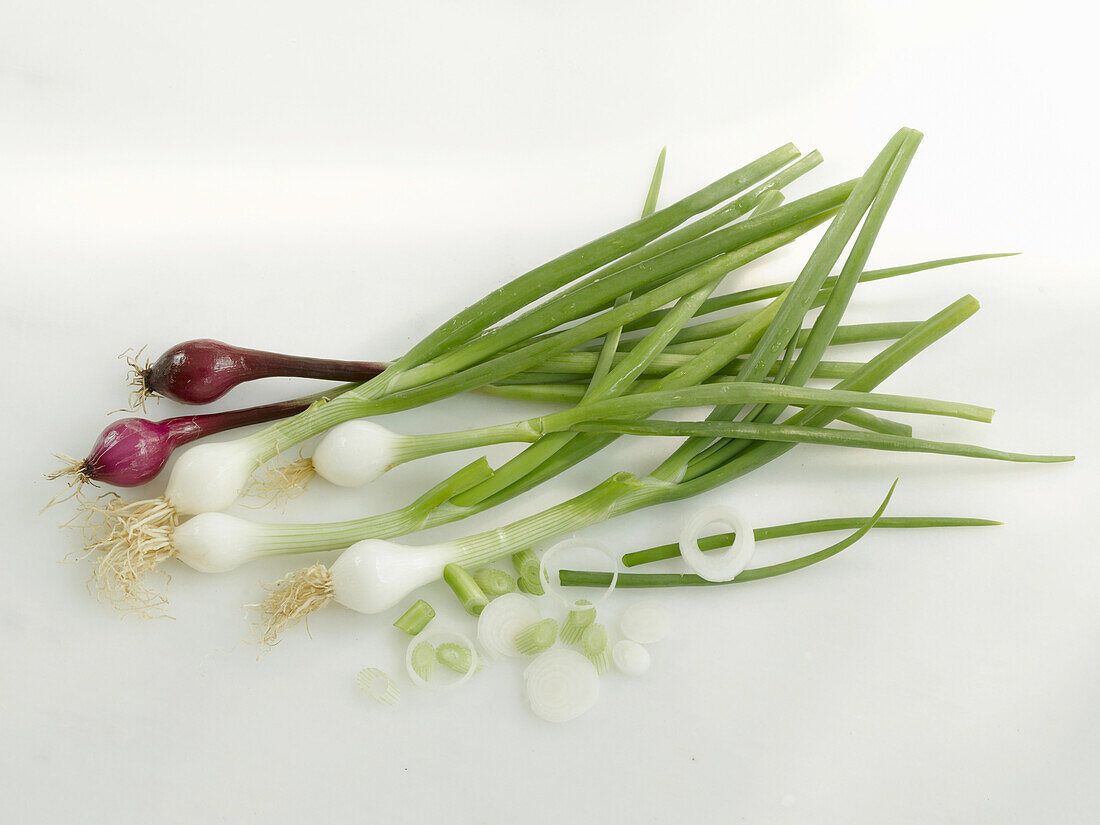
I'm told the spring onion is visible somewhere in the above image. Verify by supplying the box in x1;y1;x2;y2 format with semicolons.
612;640;652;676
301;377;994;491
524;648;600;723
48;384;359;494
128;338;387;408
619;601;671;645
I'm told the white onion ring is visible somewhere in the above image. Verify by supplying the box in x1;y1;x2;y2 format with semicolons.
405;627;479;692
539;537;618;611
679;505;756;582
477;593;541;659
524;648;600;723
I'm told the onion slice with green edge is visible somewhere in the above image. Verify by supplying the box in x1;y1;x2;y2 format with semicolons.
619;601;671;644
406;628;479;691
524;648;601;723
540;537;618;611
679;505;755;582
612;640;652;676
477;593;541;659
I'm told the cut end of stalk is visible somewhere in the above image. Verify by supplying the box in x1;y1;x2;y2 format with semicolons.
243;455;316;508
122;346;155;412
256;564;334;647
74;494;180;615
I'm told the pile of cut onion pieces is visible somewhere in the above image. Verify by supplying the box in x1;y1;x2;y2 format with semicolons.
52;127;1071;720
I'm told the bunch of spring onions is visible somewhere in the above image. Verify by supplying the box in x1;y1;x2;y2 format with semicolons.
72;140;848;607
61;126;1069;628
251;127;1070;641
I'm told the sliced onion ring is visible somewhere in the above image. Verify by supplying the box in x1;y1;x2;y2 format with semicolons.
477;593;541;659
540;537;618;611
679;505;756;582
524;648;600;723
406;627;479;692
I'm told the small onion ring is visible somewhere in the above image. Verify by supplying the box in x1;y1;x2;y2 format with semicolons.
539;537;619;611
405;627;479;692
678;505;756;582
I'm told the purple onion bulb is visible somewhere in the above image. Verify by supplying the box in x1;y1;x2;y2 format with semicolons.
133;339;387;406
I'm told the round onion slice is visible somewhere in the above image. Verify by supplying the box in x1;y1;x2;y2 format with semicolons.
477;593;541;659
619;600;670;644
524;648;600;723
679;505;756;582
612;640;651;676
406;627;479;692
540;537;618;611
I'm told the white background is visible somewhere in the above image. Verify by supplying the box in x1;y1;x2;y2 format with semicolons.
2;1;1097;823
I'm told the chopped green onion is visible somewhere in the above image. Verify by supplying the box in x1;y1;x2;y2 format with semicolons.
511;549;544;595
515;619;559;656
443;563;489;616
355;668;401;706
410;628;481;690
559;600;597;645
471;568;518;599
409;642;436;682
436;643;480;675
393;599;435;635
581;623;611;675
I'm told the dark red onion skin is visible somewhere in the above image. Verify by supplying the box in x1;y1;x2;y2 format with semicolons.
141;339;387;405
83;398;312;487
